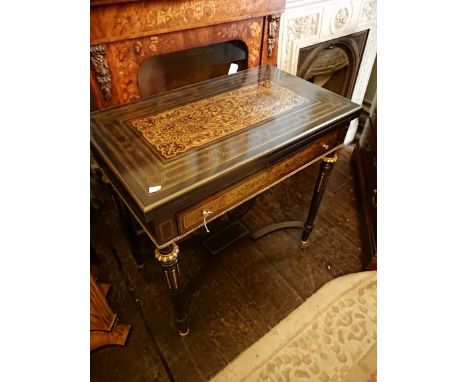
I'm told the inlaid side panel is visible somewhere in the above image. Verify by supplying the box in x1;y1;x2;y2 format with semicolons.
177;128;343;234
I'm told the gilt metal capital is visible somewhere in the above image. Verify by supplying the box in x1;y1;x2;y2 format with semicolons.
155;243;179;265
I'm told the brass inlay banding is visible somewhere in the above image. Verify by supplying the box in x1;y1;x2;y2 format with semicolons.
178;133;340;232
316;172;326;193
129;80;308;159
164;270;172;290
172;269;179;290
109;145;343;250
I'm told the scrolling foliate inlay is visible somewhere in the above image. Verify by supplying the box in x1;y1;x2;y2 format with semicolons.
90;44;112;100
129;80;308;159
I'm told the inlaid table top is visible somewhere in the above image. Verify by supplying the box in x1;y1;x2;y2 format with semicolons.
91;65;361;246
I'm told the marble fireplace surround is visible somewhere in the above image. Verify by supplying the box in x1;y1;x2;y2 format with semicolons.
277;0;376;143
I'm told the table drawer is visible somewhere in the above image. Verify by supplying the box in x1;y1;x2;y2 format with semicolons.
176;129;342;234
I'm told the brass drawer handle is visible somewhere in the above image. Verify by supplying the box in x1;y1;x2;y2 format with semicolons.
322;143;329;150
202;210;213;233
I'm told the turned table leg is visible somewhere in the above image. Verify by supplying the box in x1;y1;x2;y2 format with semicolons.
301;152;338;247
155;243;190;336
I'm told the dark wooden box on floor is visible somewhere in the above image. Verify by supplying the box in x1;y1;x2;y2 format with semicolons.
91;65;362;334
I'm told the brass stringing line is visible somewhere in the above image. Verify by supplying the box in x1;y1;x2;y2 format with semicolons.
158;145;343;249
130;80;308;158
316;172;325;193
164;270;172;290
172;269;178;289
120;97;349;198
139;103;350;203
102;178;160;247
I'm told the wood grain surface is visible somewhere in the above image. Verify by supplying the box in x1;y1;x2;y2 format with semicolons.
90;0;286;109
90;0;285;44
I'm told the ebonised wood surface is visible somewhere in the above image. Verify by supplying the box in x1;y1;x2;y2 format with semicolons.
91;65;361;246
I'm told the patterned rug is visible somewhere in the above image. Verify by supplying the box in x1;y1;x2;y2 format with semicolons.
210;271;377;382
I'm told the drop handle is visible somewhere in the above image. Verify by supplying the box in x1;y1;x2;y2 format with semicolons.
202;210;213;233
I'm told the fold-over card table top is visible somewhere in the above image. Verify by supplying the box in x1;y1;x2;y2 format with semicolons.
91;65;362;246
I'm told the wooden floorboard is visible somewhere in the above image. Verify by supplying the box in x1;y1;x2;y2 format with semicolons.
90;145;365;381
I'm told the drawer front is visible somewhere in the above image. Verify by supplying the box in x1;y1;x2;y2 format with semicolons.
177;129;342;234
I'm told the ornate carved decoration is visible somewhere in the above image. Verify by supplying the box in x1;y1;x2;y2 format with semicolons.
287;14;319;41
267;14;281;57
334;7;350;31
351;26;377;104
129;80;308;159
359;0;377;24
284;13;319;71
90;44;112;100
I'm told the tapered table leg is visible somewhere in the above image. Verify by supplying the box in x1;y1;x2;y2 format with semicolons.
301;153;338;247
155;243;190;336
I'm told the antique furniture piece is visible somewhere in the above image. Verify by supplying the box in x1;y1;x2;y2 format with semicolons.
352;104;377;269
90;275;131;351
90;0;286;109
91;65;362;335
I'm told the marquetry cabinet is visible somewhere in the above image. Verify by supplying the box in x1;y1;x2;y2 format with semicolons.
90;0;286;110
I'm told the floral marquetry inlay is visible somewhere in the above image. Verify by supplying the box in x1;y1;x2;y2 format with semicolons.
179;1;216;22
129;81;309;159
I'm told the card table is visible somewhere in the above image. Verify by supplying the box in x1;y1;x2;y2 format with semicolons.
91;65;362;335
